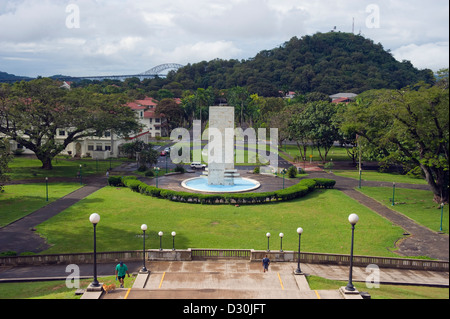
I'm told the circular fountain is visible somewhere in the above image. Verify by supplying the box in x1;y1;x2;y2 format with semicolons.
182;176;260;193
181;106;261;194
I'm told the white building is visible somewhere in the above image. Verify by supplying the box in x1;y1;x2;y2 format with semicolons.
7;96;170;160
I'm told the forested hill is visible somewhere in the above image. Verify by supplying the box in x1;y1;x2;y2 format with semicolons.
170;32;435;96
0;71;32;82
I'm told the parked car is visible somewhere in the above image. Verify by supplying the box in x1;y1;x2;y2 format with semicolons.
160;150;167;156
190;162;206;169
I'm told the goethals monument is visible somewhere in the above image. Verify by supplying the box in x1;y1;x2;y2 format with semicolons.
171;106;279;193
204;106;240;186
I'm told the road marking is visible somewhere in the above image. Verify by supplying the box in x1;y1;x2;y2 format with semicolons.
158;272;166;289
277;272;284;290
314;290;321;299
124;288;131;299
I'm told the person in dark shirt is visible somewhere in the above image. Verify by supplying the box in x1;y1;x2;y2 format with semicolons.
262;255;270;273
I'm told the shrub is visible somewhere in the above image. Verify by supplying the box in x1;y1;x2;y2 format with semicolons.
253;167;260;174
108;176;123;187
287;166;297;178
137;165;147;172
145;170;154;177
174;165;186;173
313;178;336;189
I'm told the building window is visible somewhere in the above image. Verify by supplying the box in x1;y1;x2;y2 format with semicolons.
105;145;111;151
88;145;94;151
104;131;111;137
96;144;103;151
155;118;160;123
59;130;65;136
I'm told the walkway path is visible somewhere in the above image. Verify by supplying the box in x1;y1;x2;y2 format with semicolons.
0;177;106;254
1;164;448;261
307;171;449;261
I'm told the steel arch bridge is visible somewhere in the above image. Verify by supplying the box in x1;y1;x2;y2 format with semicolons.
140;63;184;75
54;63;186;82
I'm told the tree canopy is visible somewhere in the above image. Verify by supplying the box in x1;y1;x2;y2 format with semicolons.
339;81;449;203
0;78;141;169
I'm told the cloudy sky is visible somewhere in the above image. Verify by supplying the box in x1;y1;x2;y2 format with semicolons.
0;0;448;77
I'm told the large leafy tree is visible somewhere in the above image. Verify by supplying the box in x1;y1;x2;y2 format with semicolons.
290;101;339;162
341;80;449;203
155;98;184;135
0;138;12;192
0;78;141;170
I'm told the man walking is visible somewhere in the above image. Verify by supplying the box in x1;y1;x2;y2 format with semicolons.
262;255;270;273
115;261;130;288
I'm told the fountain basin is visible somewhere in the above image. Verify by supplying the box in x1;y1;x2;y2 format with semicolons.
182;176;261;193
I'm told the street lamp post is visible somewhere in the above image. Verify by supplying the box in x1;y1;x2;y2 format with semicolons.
141;224;148;273
165;155;168;174
345;214;359;292
294;227;303;275
89;213;101;288
281;169;287;189
172;231;176;250
279;233;284;252
154;167;160;188
45;177;48;202
266;233;271;252
440;203;445;232
158;231;163;251
79;164;83;185
391;183;396;206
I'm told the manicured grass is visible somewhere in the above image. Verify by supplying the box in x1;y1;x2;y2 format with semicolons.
333;170;427;185
307;275;449;299
0;183;82;227
357;187;449;234
7;157;126;180
280;145;351;162
0;275;136;299
36;187;404;257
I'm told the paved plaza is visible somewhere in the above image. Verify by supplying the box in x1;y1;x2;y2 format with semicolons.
80;260;448;300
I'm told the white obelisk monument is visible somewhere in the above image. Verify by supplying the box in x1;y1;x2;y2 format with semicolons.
206;106;239;186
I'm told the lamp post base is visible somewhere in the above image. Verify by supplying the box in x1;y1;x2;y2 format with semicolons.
87;282;103;292
340;286;360;295
294;269;304;275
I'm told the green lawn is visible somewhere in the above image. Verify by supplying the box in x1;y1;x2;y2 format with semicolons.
36;187;404;257
0;275;136;299
333;170;427;185
0;183;82;227
307;276;449;299
357;187;449;234
7;157;126;180
280;145;351;162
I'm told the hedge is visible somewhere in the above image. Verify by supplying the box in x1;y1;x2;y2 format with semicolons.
312;178;336;189
114;176;336;205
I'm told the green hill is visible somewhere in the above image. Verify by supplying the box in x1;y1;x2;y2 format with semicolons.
169;32;435;96
0;71;32;82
